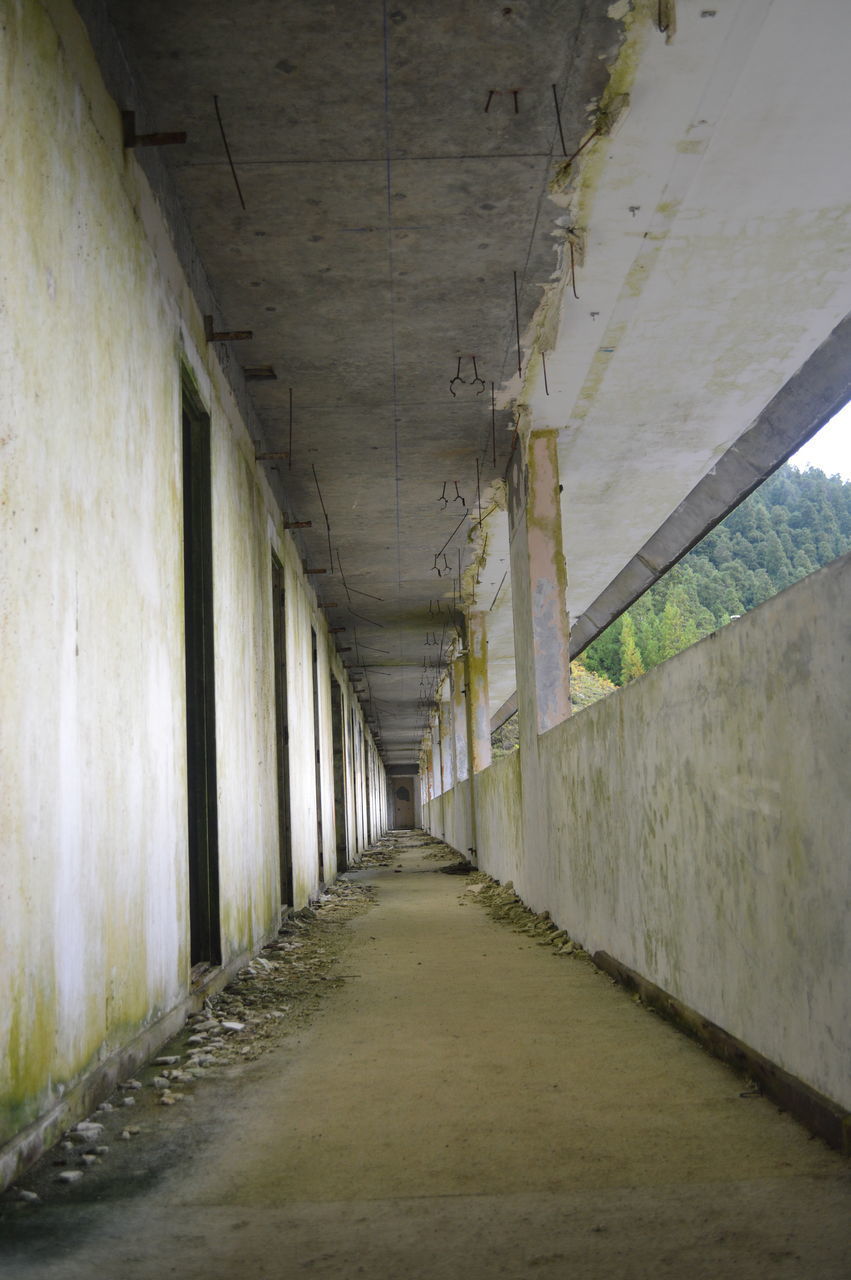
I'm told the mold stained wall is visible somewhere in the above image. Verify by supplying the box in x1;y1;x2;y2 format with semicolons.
0;0;384;1151
427;555;851;1112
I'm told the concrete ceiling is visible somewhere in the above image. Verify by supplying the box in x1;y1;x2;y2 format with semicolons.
97;0;851;764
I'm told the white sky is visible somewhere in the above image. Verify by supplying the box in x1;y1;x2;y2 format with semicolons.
788;400;851;482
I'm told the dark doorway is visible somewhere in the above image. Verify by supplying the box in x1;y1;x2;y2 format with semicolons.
393;777;415;828
271;557;294;908
350;706;361;853
311;629;323;883
330;676;348;872
365;745;372;845
182;384;221;968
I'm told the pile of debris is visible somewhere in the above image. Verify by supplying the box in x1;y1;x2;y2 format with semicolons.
3;876;377;1207
183;877;380;1069
356;830;447;867
422;842;468;864
462;877;594;963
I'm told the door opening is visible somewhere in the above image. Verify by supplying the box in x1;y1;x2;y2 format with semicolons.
393;777;415;829
365;746;372;845
311;629;323;883
330;675;348;872
350;706;361;853
182;384;221;968
272;557;294;908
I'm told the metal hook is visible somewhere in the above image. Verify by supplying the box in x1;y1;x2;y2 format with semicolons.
453;481;466;506
438;480;449;508
449;356;464;398
470;356;485;396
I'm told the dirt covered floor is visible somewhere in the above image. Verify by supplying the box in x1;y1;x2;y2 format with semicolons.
1;831;849;1278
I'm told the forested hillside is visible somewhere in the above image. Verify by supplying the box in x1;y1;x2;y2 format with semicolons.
582;464;851;687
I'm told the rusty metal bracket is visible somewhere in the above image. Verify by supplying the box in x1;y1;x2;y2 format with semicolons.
122;111;186;149
484;88;523;114
204;315;253;343
449;355;485;397
284;520;312;529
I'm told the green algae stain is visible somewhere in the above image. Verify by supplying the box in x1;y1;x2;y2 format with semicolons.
1;980;57;1145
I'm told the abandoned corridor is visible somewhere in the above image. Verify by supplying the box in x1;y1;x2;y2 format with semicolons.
2;832;848;1280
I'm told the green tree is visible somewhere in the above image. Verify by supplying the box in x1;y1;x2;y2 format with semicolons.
579;461;851;682
658;587;699;660
619;613;645;683
583;617;623;684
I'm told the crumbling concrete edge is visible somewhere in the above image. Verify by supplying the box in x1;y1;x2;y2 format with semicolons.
0;939;270;1193
593;950;851;1158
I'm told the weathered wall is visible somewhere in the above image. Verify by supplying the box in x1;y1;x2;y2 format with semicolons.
471;753;522;886
284;583;320;905
212;421;280;960
429;555;851;1111
0;0;383;1177
440;779;474;859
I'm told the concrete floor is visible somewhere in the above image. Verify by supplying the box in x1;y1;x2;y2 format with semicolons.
2;832;849;1279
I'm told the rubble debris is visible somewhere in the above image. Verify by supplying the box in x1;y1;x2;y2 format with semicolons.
0;875;378;1212
462;876;596;966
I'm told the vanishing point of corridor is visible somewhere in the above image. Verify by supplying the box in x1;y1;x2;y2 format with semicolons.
2;833;848;1280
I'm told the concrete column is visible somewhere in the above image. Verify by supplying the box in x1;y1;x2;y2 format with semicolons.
451;657;469;782
429;715;441;802
428;718;438;797
508;429;571;737
438;699;453;792
467;611;492;773
422;740;434;804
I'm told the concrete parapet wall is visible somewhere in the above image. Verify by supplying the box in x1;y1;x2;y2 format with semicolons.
429;553;851;1113
472;754;523;885
440;780;474;861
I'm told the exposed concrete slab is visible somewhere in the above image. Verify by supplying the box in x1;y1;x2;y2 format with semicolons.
88;0;621;762
76;0;851;764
